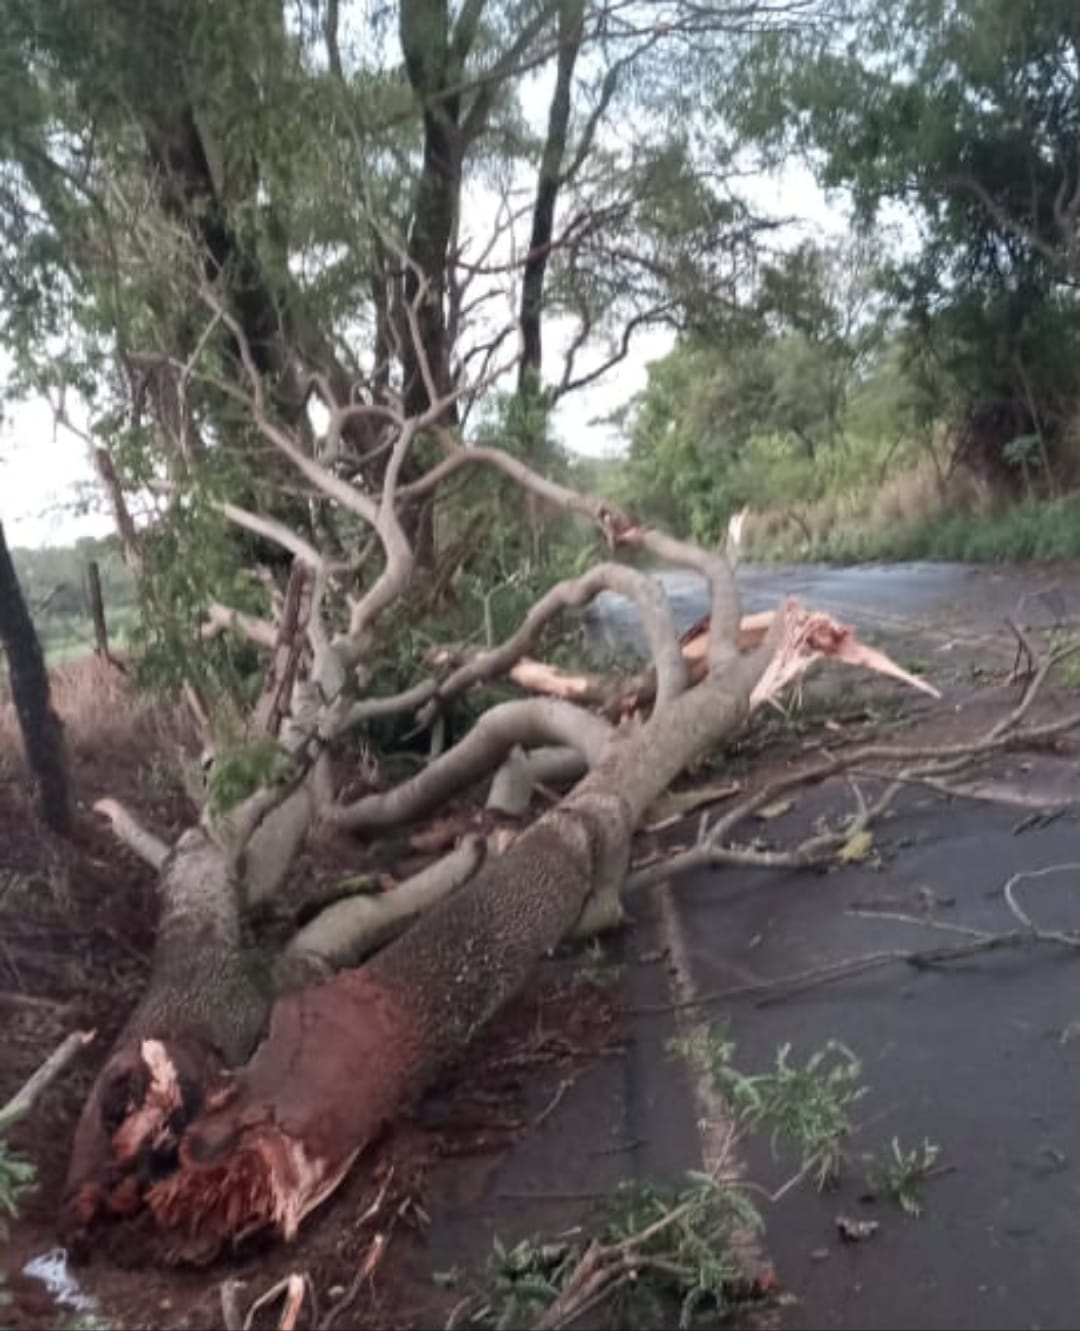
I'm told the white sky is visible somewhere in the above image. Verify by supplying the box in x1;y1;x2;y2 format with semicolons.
0;143;848;549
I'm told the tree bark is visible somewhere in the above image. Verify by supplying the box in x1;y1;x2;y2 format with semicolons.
399;0;462;420
0;522;72;836
518;0;585;394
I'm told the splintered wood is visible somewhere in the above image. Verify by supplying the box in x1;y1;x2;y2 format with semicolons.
497;602;940;717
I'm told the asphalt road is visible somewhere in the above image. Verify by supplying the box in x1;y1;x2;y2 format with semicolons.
434;561;1080;1330
671;784;1080;1331
589;561;1080;656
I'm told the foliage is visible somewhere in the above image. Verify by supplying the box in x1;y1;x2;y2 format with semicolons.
478;1233;580;1330
615;237;896;544
673;1024;867;1189
476;1173;763;1331
0;1137;35;1239
206;736;296;818
864;1136;940;1217
475;1028;867;1329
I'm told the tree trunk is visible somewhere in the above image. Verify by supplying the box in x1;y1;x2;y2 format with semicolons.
62;828;275;1253
0;522;72;836
518;0;585;395
399;0;461;421
84;560;110;660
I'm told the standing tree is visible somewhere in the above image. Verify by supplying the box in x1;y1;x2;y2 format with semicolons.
0;522;71;834
729;0;1080;489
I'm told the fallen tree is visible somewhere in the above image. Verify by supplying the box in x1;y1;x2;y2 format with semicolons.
58;289;941;1266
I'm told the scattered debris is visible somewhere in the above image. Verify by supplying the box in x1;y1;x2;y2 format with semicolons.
755;797;796;822
22;1248;99;1317
836;1215;880;1243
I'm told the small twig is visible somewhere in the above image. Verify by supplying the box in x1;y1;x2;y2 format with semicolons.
1005;617;1037;684
318;1233;389;1330
498;1189;608;1202
0;1029;96;1134
845;909;992;940
1002;862;1080;945
634;934;1036;1017
534;1075;577;1128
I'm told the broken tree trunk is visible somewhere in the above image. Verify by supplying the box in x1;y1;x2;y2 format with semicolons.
62;826;278;1253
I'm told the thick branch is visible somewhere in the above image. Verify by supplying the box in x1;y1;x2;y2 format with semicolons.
218;501;325;570
94;798;170;870
326;698;613;831
202;602;277;649
339;679;438;732
427;563;686;717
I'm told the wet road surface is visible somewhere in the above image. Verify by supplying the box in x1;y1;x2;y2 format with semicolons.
673;785;1080;1331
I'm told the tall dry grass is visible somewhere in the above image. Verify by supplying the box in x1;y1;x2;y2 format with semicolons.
743;458;992;561
0;653;192;762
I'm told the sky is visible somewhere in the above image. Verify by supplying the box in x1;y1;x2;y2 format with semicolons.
0;129;848;550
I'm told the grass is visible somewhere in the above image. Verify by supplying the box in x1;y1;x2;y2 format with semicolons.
0;652;192;763
748;492;1080;566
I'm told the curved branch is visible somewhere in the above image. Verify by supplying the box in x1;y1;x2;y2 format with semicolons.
94;798;170;870
398;427;626;535
337;424;417;657
427;562;686;718
326;699;613;832
619;528;740;666
218;502;325;570
199;287;381;529
202;602;277;649
397;427;740;660
487;745;586;815
282;834;485;971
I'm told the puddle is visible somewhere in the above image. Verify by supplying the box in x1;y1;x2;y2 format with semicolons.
22;1247;99;1315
